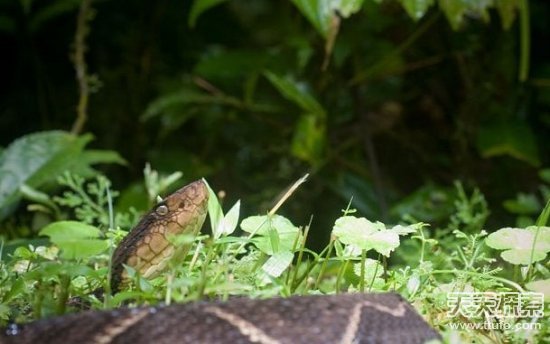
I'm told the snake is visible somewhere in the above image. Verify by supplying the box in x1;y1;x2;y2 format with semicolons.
1;180;441;344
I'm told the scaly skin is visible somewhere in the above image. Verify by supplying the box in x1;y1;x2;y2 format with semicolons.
110;180;209;292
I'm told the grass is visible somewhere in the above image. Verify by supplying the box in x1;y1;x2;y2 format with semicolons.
0;171;548;344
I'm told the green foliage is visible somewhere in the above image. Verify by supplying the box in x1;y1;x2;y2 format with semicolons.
1;173;549;343
0;131;124;222
39;221;108;260
332;215;417;256
477;121;540;166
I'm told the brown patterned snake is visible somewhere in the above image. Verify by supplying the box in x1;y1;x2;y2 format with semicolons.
1;180;441;344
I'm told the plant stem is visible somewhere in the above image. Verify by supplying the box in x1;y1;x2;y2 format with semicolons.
71;0;93;135
518;0;530;82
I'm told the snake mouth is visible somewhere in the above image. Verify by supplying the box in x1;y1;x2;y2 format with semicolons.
111;180;209;291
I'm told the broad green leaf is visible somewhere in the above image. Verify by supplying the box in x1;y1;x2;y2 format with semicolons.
252;232;299;255
332;216;400;257
39;221;109;259
241;215;300;236
242;215;301;255
262;251;294;277
0;131;86;219
291;113;326;165
0;131;122;221
500;249;546;265
477;122;540;167
399;0;434;21
188;0;228;28
264;71;325;116
485;227;550;265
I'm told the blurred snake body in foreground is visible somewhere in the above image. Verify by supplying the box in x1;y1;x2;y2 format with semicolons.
1;180;441;344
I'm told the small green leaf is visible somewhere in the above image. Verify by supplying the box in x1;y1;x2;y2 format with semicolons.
216;200;241;238
262;251;294;277
39;221;108;259
204;179;225;239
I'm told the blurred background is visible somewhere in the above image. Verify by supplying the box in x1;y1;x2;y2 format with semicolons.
0;0;549;248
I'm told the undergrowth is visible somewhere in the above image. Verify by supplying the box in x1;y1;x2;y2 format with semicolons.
0;170;548;344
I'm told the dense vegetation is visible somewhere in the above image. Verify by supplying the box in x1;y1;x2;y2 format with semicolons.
0;0;549;343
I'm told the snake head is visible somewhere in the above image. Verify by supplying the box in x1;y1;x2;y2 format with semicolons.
111;179;209;292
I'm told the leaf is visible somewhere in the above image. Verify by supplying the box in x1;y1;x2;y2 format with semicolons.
241;215;300;236
399;0;434;21
503;193;541;215
536;199;550;227
39;221;109;260
242;215;301;255
477;121;540;167
262;251;294;277
500;249;546;265
188;0;228;28
438;0;467;30
291;0;364;38
291;0;333;38
264;71;325;116
539;169;550;184
485;227;550;265
0;131;85;220
216;200;241;239
0;131;122;221
205;180;224;238
332;216;400;257
291;114;326;165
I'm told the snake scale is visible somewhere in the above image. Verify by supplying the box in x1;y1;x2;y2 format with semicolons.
1;180;441;344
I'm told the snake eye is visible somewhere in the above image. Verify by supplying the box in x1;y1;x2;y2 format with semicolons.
156;204;168;216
